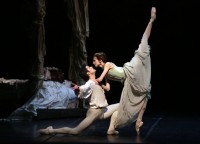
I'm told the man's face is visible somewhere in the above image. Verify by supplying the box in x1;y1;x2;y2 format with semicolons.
86;66;96;74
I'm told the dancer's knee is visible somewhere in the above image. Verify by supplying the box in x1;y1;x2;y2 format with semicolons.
71;128;81;135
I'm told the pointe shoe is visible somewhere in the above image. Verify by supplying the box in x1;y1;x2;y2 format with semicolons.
135;121;143;135
39;126;53;135
151;7;156;22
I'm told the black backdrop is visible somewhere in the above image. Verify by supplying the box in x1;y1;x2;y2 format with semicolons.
1;0;199;115
87;0;200;114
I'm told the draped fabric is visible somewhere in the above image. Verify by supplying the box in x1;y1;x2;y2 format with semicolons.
6;80;77;119
115;36;151;128
22;0;46;98
28;0;46;79
20;0;89;107
65;0;89;85
21;80;76;116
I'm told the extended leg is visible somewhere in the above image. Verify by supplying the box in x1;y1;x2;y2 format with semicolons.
138;7;156;54
39;108;103;135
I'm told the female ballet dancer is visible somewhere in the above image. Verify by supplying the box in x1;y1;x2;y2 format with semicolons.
93;7;156;135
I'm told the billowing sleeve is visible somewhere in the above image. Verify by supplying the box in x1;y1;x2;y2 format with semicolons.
78;80;94;99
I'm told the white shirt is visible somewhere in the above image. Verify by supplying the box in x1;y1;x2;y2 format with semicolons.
79;80;108;108
79;80;95;99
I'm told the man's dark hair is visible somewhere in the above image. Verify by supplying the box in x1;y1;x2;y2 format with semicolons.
79;65;89;81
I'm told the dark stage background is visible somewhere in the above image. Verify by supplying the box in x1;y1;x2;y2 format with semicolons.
1;0;199;117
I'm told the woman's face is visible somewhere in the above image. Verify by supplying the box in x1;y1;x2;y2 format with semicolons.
93;56;101;67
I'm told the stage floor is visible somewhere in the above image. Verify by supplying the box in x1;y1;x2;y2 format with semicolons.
0;111;200;144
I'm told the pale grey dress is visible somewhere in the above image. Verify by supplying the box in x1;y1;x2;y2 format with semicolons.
107;35;151;128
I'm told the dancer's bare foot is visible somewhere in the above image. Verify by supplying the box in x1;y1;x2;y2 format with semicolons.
150;7;156;22
39;126;53;135
107;130;119;135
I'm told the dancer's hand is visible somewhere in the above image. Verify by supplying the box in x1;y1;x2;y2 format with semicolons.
72;84;79;91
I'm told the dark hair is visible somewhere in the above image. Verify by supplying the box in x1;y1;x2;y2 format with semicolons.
79;65;89;81
93;52;107;63
44;67;64;83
